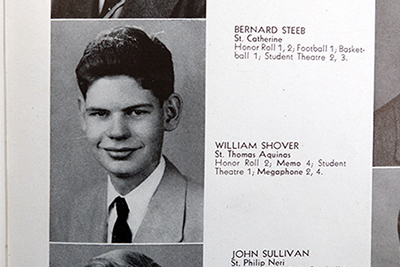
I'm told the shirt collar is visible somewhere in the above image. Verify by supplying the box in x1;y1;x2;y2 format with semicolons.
107;157;166;208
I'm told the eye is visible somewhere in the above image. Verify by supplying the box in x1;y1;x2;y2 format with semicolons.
88;110;110;118
127;108;150;117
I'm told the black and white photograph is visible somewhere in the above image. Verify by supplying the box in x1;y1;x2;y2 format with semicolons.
374;0;400;166
50;20;205;243
50;243;202;266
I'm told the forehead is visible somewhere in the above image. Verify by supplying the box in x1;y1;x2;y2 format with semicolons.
85;75;158;107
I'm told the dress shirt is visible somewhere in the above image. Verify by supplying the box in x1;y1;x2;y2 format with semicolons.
106;157;166;242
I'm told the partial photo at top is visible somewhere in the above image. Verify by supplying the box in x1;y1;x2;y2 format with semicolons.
51;0;206;18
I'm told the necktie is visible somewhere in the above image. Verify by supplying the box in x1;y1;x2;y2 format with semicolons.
99;0;120;17
112;196;132;243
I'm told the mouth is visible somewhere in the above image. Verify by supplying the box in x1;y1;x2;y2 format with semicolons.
102;147;139;159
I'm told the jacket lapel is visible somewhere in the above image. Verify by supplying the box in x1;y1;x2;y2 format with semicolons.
134;159;187;242
70;159;187;243
70;181;108;242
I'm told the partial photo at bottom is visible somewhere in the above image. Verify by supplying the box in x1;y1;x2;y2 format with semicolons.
50;244;203;267
371;168;400;266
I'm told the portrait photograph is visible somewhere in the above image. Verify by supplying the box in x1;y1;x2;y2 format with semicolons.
50;20;205;244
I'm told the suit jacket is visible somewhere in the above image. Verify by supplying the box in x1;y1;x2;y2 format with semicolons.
374;93;400;166
52;0;205;18
50;158;203;243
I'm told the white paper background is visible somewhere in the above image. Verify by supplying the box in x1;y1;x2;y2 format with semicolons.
0;0;6;265
6;0;50;266
205;0;374;266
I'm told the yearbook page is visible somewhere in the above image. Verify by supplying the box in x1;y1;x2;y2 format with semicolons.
5;0;393;266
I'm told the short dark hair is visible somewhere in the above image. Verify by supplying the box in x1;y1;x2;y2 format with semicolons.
84;250;161;267
76;26;174;101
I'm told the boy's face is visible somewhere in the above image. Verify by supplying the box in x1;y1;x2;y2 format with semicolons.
81;75;165;180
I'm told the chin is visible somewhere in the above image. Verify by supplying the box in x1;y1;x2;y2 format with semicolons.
105;164;140;178
103;160;150;178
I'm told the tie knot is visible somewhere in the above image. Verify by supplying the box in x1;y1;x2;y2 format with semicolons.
114;196;129;220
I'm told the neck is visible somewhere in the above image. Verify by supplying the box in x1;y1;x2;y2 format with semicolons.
110;160;160;195
110;175;147;196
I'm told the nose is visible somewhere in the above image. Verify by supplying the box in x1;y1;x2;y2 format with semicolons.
107;114;131;140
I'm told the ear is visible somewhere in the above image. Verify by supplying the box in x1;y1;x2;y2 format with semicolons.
78;98;87;132
163;93;183;132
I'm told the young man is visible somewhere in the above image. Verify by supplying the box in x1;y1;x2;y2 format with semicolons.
51;26;203;243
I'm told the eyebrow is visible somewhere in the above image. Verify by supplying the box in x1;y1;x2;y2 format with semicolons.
85;104;155;112
122;104;154;113
85;107;107;112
